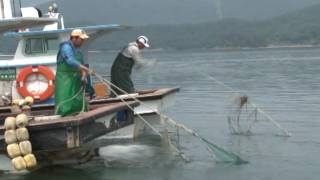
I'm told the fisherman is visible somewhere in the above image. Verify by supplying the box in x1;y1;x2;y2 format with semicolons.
110;35;150;123
55;29;90;116
110;35;150;96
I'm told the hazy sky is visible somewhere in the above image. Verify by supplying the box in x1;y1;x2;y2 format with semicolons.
21;0;320;24
222;0;320;19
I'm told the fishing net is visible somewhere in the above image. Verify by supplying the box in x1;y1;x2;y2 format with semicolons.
161;117;248;164
92;72;248;164
227;95;257;135
226;94;290;136
203;74;291;137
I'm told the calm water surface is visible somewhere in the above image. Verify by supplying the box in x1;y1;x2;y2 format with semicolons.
1;48;320;180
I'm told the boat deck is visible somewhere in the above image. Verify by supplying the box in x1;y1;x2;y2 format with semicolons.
0;87;179;121
0;101;139;134
91;87;179;104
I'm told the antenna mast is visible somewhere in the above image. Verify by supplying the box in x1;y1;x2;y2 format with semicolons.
215;0;223;20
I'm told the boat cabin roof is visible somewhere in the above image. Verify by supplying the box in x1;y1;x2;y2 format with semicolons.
5;24;130;38
0;17;57;34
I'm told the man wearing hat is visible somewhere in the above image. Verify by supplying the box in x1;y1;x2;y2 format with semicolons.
110;35;150;96
110;35;150;123
55;29;90;116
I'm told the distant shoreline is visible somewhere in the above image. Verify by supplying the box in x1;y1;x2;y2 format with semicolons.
87;45;320;54
2;45;320;56
208;44;320;52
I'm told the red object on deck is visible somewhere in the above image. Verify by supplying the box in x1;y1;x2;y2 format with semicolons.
16;66;55;102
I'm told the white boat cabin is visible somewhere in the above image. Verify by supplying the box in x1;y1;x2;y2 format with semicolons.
0;1;129;106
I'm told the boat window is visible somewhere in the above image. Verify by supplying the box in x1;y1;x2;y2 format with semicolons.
25;37;59;55
25;38;44;55
45;38;59;54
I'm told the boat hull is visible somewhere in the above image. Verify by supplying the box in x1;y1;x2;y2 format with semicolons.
0;102;138;153
0;87;179;166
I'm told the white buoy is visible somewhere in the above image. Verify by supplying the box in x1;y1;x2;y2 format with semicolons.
4;117;16;130
15;114;28;128
19;141;32;155
18;99;26;107
5;103;38;171
24;96;34;106
7;143;21;158
16;128;29;141
12;156;27;171
4;130;17;144
12;99;20;106
24;154;37;169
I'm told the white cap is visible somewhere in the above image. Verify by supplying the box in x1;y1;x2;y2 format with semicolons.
137;35;150;48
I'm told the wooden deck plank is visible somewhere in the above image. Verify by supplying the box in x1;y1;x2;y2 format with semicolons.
0;101;138;133
91;87;180;104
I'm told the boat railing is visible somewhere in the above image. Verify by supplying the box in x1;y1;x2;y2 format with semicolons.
0;54;14;60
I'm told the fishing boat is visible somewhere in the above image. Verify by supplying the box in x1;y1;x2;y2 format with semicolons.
0;101;139;166
0;1;179;169
0;2;250;169
0;1;179;133
0;0;179;125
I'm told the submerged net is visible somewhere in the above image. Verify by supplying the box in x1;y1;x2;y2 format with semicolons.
161;117;248;164
226;94;291;137
227;95;257;135
92;72;248;164
203;74;291;137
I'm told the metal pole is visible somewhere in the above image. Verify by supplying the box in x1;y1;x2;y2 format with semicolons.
1;0;5;18
18;0;21;16
12;0;15;17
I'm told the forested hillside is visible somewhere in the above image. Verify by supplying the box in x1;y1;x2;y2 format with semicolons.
1;3;320;53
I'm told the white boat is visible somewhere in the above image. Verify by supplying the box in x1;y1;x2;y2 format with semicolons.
0;0;57;34
0;1;179;168
0;1;178;117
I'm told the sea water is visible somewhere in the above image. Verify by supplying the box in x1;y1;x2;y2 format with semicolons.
1;47;320;180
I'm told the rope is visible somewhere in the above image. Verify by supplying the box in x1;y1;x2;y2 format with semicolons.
54;85;85;115
93;73;162;137
93;73;192;162
91;71;247;164
249;102;291;136
81;82;87;113
109;86;163;137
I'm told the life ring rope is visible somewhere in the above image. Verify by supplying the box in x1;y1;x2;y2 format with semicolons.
16;66;55;102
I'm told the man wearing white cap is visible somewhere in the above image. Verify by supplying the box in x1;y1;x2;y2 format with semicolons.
55;29;90;116
110;35;150;96
110;35;150;123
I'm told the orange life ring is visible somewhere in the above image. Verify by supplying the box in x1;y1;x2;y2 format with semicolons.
16;66;55;102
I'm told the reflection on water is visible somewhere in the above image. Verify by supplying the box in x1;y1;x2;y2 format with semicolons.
100;144;174;168
1;48;320;179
